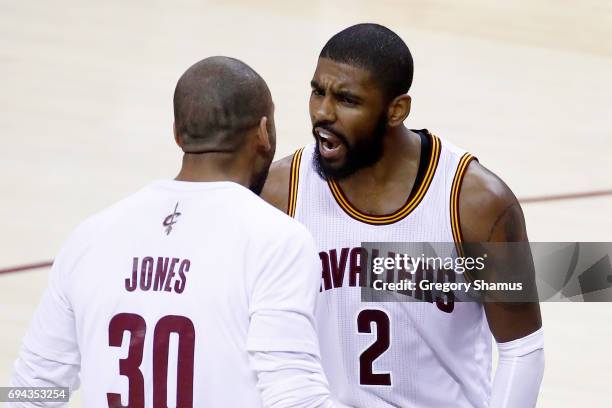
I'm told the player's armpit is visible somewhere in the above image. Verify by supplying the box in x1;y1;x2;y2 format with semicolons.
458;161;542;343
261;154;293;213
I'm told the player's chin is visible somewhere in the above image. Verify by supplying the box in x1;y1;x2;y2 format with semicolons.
321;154;347;169
316;150;343;169
316;155;354;181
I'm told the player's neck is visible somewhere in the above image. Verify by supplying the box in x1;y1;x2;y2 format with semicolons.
175;152;251;187
344;127;419;184
334;127;422;215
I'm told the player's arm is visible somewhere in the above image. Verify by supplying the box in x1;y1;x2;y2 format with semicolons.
246;224;343;408
10;247;81;407
459;161;544;407
260;154;293;212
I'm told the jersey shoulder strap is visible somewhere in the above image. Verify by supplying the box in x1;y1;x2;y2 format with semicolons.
287;147;305;217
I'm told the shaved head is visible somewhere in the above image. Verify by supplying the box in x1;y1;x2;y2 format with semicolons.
173;56;273;153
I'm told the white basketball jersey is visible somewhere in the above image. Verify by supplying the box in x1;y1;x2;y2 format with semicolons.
13;180;324;407
289;131;493;408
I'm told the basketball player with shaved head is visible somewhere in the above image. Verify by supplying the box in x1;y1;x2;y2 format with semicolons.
262;24;545;407
11;57;341;407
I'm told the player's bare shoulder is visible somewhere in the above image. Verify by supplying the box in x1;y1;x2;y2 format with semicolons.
260;153;294;213
458;160;527;243
458;160;541;343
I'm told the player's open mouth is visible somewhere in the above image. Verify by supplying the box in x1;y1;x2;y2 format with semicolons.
316;127;346;161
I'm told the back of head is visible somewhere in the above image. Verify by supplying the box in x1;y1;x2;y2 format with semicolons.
320;23;414;100
173;56;272;153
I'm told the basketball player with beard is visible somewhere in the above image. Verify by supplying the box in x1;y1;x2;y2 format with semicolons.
262;24;544;407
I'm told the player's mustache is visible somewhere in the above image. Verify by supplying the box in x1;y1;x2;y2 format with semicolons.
312;122;349;147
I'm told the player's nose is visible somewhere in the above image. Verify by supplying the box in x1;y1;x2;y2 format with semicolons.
314;94;336;123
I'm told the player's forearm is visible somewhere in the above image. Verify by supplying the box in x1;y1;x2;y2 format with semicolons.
249;350;337;408
489;328;545;408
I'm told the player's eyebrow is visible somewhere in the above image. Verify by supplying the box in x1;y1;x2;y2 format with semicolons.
310;80;323;90
333;89;363;103
310;80;363;103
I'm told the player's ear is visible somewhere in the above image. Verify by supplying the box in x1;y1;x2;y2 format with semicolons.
256;116;272;153
173;122;182;148
387;94;411;127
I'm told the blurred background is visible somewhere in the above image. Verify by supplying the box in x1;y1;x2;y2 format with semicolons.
1;0;611;406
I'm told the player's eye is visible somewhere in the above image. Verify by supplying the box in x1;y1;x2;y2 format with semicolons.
311;88;324;97
339;95;358;105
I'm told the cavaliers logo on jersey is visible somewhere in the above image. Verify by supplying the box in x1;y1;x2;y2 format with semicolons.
318;246;455;313
163;202;181;235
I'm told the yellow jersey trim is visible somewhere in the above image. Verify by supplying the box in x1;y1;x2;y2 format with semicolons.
287;147;304;217
327;134;441;225
450;153;475;254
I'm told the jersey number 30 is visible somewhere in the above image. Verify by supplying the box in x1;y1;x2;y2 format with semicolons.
357;309;391;386
107;313;195;407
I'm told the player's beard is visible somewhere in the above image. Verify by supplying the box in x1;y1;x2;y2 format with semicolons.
313;113;387;181
249;163;271;195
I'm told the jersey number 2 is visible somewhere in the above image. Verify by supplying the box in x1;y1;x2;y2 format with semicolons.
106;313;195;407
357;309;391;386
